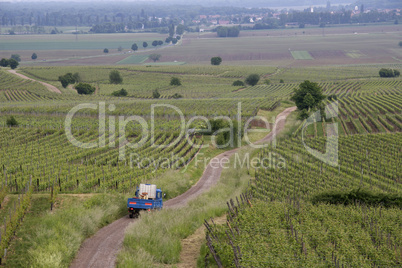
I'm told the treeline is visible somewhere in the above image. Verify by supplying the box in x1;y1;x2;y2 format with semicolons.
1;1;400;32
279;10;401;26
215;26;240;37
0;2;271;27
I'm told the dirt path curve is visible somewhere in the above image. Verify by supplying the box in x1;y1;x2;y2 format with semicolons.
7;70;62;94
69;106;296;268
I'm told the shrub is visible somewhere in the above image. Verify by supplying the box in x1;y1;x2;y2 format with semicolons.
103;48;109;53
6;116;18;127
379;68;400;77
152;89;160;98
211;56;222;65
279;79;284;83
170;77;181;86
245;74;260;86
172;93;183;99
31;53;37;60
109;70;123;84
232;80;245;86
311;188;402;208
264;79;271;85
112;88;128;97
75;83;95;95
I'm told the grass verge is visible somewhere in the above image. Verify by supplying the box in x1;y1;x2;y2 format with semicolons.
5;193;127;267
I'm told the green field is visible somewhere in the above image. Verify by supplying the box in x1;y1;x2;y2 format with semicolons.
116;54;149;64
143;61;186;66
0;33;166;50
291;50;314;60
345;50;366;58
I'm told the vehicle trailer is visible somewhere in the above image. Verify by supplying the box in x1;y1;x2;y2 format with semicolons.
127;184;163;218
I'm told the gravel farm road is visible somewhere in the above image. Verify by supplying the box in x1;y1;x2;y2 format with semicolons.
69;106;297;268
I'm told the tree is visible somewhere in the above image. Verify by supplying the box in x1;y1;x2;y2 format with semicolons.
109;70;123;84
149;54;161;62
245;74;260;86
171;38;178;44
131;43;138;51
176;24;185;35
157;40;163;46
291;80;326;111
6;116;18;127
168;23;175;37
165;37;172;43
142;41;148;48
75;83;95;95
0;58;9;67
31;53;37;60
170;77;181;86
112;88;128;96
399;41;402;47
11;54;21;62
303;93;315;110
58;76;69;88
152;40;158;47
103;48;109;53
211;56;222;65
216;26;240;37
152;89;160;98
8;58;19;69
280;79;284;83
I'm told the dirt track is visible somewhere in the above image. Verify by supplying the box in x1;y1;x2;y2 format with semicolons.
69;106;296;268
7;70;62;94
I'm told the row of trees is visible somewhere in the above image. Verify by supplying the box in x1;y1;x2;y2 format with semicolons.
215;26;240;37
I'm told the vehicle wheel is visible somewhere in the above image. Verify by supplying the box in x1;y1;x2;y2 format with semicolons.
129;213;133;218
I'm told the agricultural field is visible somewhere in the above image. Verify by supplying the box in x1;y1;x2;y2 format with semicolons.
291;50;314;60
206;133;402;267
1;24;401;66
0;22;401;268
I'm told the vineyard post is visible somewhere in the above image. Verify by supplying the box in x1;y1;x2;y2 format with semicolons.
50;186;53;211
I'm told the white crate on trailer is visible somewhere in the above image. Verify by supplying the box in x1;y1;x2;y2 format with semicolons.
139;184;157;199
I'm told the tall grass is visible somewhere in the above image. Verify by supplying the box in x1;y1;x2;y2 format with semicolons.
6;194;127;268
